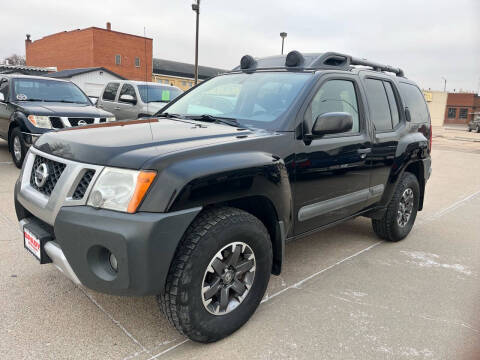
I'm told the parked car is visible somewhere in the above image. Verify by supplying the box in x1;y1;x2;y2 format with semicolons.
97;80;183;120
467;114;480;132
0;75;115;167
15;51;431;343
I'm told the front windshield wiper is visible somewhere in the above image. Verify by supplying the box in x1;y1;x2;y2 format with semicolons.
17;98;45;102
43;100;86;104
186;114;241;128
156;112;187;119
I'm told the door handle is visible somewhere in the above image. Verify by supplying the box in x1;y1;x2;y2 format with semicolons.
114;107;121;110
357;148;372;154
358;148;371;159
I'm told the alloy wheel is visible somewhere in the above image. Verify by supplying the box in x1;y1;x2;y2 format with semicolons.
397;188;414;227
201;242;256;315
13;136;22;161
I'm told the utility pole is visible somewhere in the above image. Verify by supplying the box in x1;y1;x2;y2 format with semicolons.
280;32;287;55
192;0;200;85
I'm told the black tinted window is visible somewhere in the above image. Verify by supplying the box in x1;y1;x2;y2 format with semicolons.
447;108;456;118
399;83;429;124
119;84;137;103
306;79;360;133
384;82;400;127
102;82;120;101
365;79;392;131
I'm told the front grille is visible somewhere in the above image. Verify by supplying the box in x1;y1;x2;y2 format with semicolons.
68;118;95;127
50;117;64;129
72;170;95;200
30;155;66;196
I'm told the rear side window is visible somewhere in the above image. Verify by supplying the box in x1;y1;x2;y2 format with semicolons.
365;79;392;131
399;83;430;124
102;82;120;101
384;82;400;127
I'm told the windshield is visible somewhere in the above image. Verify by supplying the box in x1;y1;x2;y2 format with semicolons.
12;78;90;104
161;72;311;129
138;85;182;103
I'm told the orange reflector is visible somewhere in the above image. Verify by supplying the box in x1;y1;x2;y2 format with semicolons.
127;171;157;213
27;115;37;126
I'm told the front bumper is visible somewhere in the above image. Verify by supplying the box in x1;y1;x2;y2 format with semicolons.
17;204;201;296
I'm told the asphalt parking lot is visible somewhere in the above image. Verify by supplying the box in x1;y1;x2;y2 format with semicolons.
1;130;480;360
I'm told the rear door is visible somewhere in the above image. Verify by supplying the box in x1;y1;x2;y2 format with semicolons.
115;83;139;120
293;74;373;235
0;78;11;139
359;73;404;202
97;82;120;116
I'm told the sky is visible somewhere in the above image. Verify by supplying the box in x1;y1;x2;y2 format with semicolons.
1;0;479;92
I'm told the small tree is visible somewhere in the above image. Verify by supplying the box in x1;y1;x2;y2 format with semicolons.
5;54;26;66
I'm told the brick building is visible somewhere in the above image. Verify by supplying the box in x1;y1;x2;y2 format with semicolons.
444;93;480;125
25;23;152;81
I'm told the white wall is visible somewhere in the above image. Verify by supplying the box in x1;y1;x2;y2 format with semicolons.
67;70;122;97
423;90;448;127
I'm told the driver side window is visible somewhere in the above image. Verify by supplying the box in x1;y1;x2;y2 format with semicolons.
118;84;137;103
0;79;8;100
305;79;360;134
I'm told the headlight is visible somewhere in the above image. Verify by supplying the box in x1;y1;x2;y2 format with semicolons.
27;115;52;129
106;116;116;122
87;167;156;213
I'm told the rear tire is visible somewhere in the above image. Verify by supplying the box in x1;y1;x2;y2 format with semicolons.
372;172;420;242
158;207;272;343
10;127;26;169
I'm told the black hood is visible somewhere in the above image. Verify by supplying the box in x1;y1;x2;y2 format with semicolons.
34;118;276;169
15;101;112;118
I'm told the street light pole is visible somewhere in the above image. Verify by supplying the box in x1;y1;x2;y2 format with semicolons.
192;0;200;85
441;77;447;92
280;32;287;55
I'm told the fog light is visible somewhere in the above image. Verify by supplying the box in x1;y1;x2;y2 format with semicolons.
109;253;118;272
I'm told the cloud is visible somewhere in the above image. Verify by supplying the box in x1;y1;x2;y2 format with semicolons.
1;0;478;91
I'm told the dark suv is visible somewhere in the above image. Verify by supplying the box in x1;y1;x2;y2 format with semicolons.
467;114;480;132
15;51;432;343
0;75;115;167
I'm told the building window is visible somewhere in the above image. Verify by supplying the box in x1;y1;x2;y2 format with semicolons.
447;108;456;119
459;108;468;119
115;54;121;65
135;57;140;68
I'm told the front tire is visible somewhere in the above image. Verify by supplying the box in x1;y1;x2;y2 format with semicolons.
10;127;26;169
158;207;272;343
372;172;420;242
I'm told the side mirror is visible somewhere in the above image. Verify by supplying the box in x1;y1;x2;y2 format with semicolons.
0;93;5;102
120;94;136;104
405;107;412;122
312;112;353;137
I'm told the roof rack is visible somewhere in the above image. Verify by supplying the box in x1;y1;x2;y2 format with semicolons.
349;56;404;77
235;51;405;77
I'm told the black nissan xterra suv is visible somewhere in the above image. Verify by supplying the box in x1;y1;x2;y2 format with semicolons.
0;75;115;168
15;51;432;343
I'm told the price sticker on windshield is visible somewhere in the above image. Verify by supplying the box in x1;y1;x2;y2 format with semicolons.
161;90;171;102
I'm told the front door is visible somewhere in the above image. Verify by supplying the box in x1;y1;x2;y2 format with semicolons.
293;75;372;235
115;83;139;120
